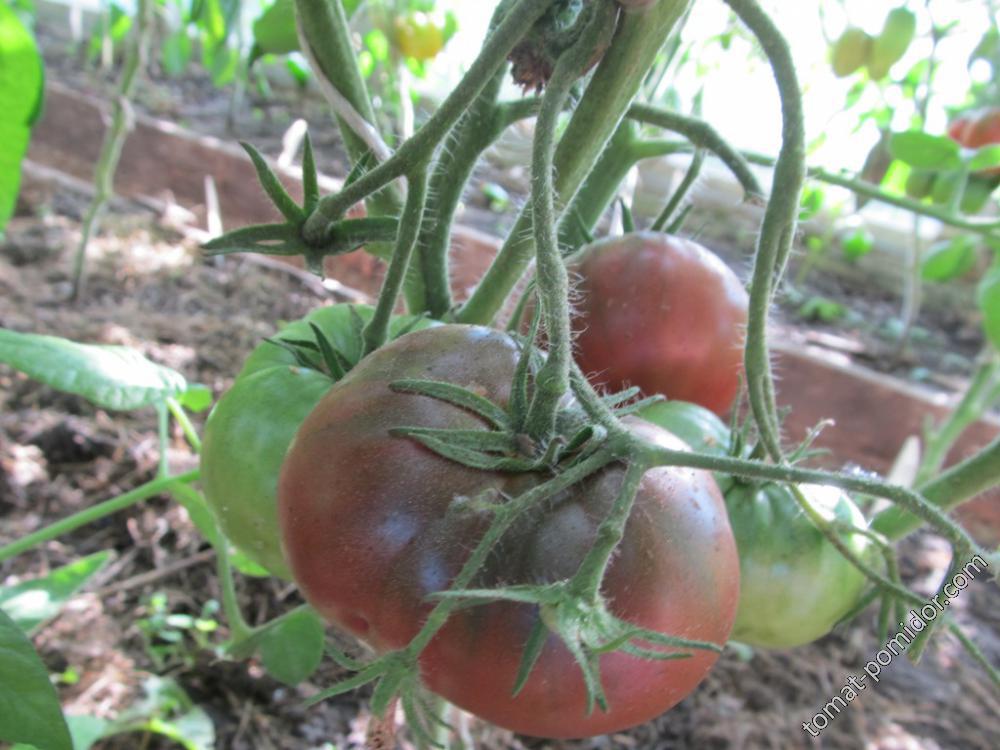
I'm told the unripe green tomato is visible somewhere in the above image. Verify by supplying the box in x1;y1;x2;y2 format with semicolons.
201;304;436;579
904;169;936;200
726;482;873;649
637;399;736;493
831;27;872;78
867;7;916;80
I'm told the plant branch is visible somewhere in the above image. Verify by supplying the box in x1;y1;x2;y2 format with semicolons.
722;0;807;462
302;0;559;244
363;165;429;355
70;0;152;301
0;471;200;563
457;0;696;326
525;2;617;441
626;103;763;200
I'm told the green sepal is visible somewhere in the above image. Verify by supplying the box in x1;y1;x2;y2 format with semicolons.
390;379;511;430
240;141;306;224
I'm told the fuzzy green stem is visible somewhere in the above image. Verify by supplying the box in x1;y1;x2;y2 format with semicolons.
558;118;637;251
524;3;616;441
722;0;806;462
303;0;558;243
417;67;507;318
626;103;763;199
70;0;152;301
640;444;980;565
569;461;645;600
406;448;620;656
214;532;253;642
0;470;200;563
742;152;1000;241
456;0;695;326
363;165;429;355
872;433;1000;541
652;148;705;232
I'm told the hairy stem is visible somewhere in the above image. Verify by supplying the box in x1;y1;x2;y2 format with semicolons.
722;0;806;461
456;0;695;326
652;147;706;232
70;0;152;301
303;0;558;243
626;103;763;199
525;3;617;440
363;165;429;355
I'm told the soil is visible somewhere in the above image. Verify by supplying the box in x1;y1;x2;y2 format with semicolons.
2;17;998;750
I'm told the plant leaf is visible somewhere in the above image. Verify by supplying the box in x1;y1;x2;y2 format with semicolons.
978;265;1000;350
889;131;962;170
0;328;188;410
921;236;977;282
0;608;73;750
0;551;113;634
258;608;325;686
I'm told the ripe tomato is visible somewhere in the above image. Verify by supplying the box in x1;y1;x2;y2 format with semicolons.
393;13;445;61
278;325;739;738
566;232;749;416
948;107;1000;177
200;304;435;579
725;482;873;649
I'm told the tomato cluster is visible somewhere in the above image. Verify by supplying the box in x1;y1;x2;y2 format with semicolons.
205;230;869;739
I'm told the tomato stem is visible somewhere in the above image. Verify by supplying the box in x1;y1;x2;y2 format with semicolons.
302;0;559;244
651;147;705;233
456;0;696;326
0;470;200;564
627;103;764;200
363;165;430;355
524;2;616;441
69;0;153;301
722;0;807;462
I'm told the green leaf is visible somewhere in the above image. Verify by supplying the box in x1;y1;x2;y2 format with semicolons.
921;236;977;282
968;145;1000;172
258;608;325;685
65;714;112;750
177;383;213;412
889;131;962;170
978;265;1000;350
161;30;193;76
0;608;73;750
0;328;188;410
252;0;298;56
0;3;44;231
0;552;113;634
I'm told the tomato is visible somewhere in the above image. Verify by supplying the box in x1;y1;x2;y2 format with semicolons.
200;304;435;579
278;325;739;738
637;399;737;493
867;7;916;80
394;13;445;61
724;482;873;649
566;232;749;416
947;107;1000;176
830;27;872;78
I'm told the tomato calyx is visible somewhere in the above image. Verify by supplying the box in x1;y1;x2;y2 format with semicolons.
200;138;394;274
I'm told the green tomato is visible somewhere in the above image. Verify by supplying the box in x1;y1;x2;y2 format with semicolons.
201;304;436;579
726;482;873;649
637;400;736;493
831;27;872;78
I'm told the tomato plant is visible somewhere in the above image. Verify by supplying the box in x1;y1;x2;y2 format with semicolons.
725;482;874;649
566;232;749;416
278;324;739;738
201;304;435;579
